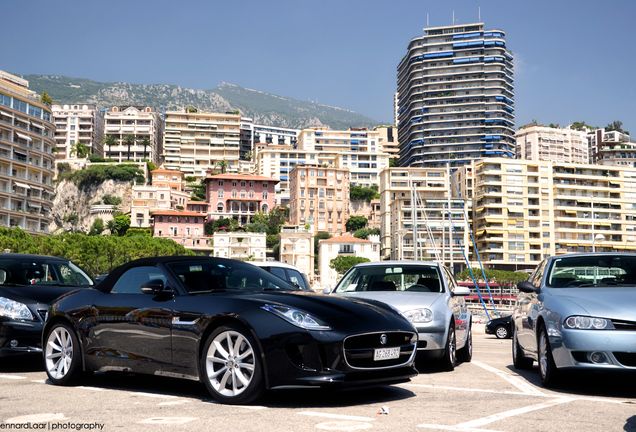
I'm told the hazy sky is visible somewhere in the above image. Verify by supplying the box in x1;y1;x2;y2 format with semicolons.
3;0;635;132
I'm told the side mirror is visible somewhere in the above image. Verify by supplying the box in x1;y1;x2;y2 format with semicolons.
322;286;332;295
452;286;470;296
517;281;538;293
141;279;170;295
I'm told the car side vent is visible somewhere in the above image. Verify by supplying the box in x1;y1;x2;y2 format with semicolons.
611;320;636;331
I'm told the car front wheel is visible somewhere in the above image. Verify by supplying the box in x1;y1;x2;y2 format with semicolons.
495;325;509;339
440;324;457;371
538;327;559;387
44;323;82;385
201;325;264;404
457;325;472;363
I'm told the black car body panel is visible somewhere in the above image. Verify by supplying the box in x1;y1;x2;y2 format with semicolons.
0;254;93;356
46;256;418;390
485;315;512;338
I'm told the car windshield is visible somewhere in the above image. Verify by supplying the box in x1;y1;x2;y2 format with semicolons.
547;255;636;288
0;258;93;287
335;265;444;293
167;259;297;294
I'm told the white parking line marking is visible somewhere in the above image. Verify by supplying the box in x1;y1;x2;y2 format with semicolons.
158;400;189;406
316;421;374;431
30;379;46;384
455;397;574;429
0;374;26;380
403;383;543;398
471;361;545;396
76;386;106;391
234;405;267;410
298;411;375;422
138;417;196;425
129;391;179;399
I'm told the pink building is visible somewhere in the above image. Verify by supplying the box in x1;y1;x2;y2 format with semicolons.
151;210;211;252
204;173;278;224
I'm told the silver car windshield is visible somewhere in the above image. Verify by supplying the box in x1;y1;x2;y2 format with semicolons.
547;255;636;288
335;265;444;293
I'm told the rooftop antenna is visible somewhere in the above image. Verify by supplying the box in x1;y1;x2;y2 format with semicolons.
478;6;481;21
426;13;429;27
452;10;455;24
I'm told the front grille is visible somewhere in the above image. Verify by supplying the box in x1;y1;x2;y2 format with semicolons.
613;352;636;367
344;331;416;369
611;320;636;331
37;309;48;322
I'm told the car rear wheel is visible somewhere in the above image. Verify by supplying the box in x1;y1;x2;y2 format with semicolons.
44;323;82;385
538;327;559;387
440;324;457;371
512;327;533;370
495;325;509;339
457;324;472;363
201;325;264;404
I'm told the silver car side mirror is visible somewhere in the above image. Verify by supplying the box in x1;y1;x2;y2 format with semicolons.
322;287;332;295
452;286;471;296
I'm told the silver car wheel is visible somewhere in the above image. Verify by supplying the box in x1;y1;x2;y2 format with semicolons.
45;326;73;380
538;330;548;379
495;326;509;339
448;327;456;365
205;330;255;397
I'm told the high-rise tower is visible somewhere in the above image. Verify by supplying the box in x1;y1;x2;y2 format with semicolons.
397;22;515;167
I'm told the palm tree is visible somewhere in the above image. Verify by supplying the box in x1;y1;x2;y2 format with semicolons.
140;137;151;162
70;141;90;159
102;135;117;160
123;134;136;161
216;160;228;174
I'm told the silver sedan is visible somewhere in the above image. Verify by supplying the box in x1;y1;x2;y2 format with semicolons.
512;253;636;386
326;261;472;370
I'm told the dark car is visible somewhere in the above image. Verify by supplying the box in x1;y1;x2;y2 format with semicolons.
43;256;418;404
485;315;512;339
0;253;93;357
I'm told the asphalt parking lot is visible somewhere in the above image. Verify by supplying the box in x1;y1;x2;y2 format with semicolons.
1;325;635;432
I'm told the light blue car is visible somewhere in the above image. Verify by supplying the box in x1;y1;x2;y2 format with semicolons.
512;253;636;386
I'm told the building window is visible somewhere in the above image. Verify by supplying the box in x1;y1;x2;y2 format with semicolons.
217;203;224;212
218;190;224;198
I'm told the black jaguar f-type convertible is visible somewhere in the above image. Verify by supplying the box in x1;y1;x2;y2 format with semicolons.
43;256;418;404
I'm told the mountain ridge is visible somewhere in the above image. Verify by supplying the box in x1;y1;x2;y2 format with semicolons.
21;74;379;130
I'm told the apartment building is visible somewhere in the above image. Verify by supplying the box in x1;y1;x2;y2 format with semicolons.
469;158;636;270
103;106;162;164
255;144;337;204
591;129;636;167
297;127;390;188
130;169;190;228
52;104;103;161
239;118;299;162
151;210;211;252
318;234;380;289
212;231;266;261
515;124;588;163
349;198;381;229
204;173;278;225
163;110;240;177
0;71;55;233
374;125;399;161
397;22;515;167
288;165;350;234
279;225;314;280
379;167;469;270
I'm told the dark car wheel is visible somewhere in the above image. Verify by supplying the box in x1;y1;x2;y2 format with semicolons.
512;327;533;370
495;325;509;339
44;323;82;385
538;326;559;387
440;323;457;371
457;324;472;363
200;325;264;404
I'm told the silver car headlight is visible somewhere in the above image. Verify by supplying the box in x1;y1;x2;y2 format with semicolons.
0;297;33;320
402;308;433;323
261;304;331;331
564;315;615;330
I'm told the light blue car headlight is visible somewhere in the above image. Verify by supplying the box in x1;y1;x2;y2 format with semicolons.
261;304;331;330
0;297;33;320
402;308;433;323
564;315;615;330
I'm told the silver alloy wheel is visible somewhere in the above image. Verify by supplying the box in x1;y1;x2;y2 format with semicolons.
448;327;456;365
205;330;255;397
45;326;73;380
495;326;508;339
538;330;548;379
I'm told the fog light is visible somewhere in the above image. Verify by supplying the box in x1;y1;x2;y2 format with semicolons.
9;339;18;348
589;352;607;364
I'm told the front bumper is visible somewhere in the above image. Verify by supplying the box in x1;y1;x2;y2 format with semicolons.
550;328;636;370
0;319;43;357
414;324;446;351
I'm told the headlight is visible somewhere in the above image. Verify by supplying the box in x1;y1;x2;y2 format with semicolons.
564;315;614;330
0;297;33;320
261;304;331;331
402;308;433;323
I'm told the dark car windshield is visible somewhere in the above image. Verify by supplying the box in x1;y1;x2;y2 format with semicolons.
167;259;297;294
335;265;444;293
0;257;93;287
547;255;636;288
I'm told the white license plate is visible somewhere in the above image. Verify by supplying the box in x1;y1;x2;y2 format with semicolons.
373;347;400;361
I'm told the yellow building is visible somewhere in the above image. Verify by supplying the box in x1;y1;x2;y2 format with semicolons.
0;71;55;233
